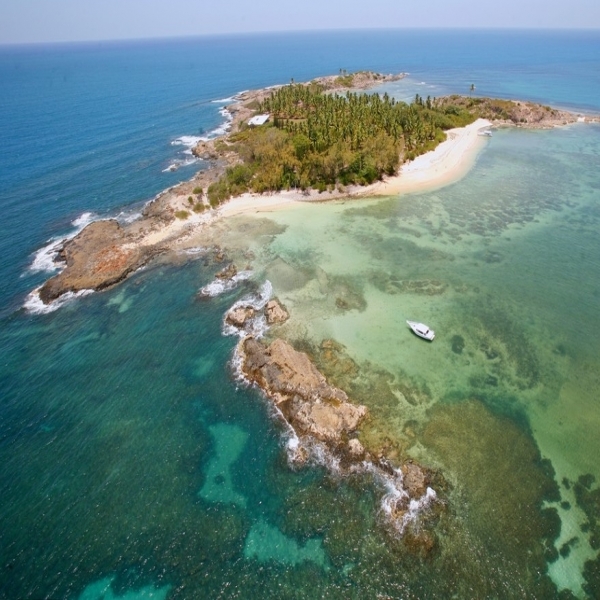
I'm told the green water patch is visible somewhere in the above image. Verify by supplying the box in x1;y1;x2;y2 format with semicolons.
107;289;134;314
422;399;561;596
78;575;171;600
244;519;328;568
199;423;249;508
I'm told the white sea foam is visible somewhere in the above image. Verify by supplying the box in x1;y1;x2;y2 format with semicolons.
171;135;203;148
229;341;249;386
162;157;199;173
28;238;65;274
234;280;273;311
222;280;273;339
199;108;233;140
198;270;253;298
115;209;143;225
71;211;96;229
211;96;236;104
369;463;437;534
181;246;209;256
24;287;94;315
28;211;101;274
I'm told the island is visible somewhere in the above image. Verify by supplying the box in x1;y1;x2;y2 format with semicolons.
36;70;595;304
31;71;599;542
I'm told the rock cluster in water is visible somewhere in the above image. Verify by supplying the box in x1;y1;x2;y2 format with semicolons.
241;337;367;445
236;331;437;542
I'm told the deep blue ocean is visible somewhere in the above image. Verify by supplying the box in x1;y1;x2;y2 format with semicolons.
1;30;600;599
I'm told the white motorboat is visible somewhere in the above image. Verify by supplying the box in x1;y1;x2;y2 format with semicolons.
407;320;435;341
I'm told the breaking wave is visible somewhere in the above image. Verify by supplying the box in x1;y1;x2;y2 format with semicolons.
221;280;273;339
24;287;94;315
197;270;253;298
28;211;99;274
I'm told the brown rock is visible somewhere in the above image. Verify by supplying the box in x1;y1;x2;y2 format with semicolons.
348;438;365;458
265;299;289;324
241;337;367;442
39;220;162;303
226;306;256;327
402;462;428;498
215;263;237;279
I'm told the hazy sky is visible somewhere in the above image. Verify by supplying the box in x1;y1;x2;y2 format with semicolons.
1;0;600;44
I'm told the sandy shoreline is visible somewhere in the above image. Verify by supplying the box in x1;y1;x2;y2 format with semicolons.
107;117;493;254
157;117;493;235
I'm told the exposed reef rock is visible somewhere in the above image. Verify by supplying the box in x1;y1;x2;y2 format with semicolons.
39;220;163;303
437;95;599;128
225;306;256;328
265;299;289;324
241;337;367;442
215;263;237;279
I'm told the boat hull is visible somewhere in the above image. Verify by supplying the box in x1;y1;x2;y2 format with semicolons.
407;320;435;341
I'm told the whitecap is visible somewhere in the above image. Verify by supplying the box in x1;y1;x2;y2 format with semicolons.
24;287;94;315
197;270;253;298
162;156;199;173
195;108;233;142
115;209;142;225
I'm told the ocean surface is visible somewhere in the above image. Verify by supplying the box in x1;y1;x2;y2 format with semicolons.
1;29;599;599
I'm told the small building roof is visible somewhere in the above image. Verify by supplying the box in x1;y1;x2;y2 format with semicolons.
248;114;270;126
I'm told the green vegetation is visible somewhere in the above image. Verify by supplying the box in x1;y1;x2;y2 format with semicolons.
206;84;477;206
192;186;203;195
436;95;560;124
175;210;190;220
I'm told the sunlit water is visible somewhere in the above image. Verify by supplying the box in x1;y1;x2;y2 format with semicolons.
1;32;600;599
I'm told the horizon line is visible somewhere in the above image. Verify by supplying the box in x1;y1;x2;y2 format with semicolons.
2;26;600;49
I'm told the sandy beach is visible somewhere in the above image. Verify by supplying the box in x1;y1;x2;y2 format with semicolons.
196;118;492;221
125;117;492;251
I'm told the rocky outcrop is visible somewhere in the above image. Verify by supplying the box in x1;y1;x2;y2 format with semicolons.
226;306;255;327
241;337;367;442
402;462;428;498
39;220;163;303
215;263;237;279
436;95;599;129
191;141;219;160
237;334;439;544
265;299;289;324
